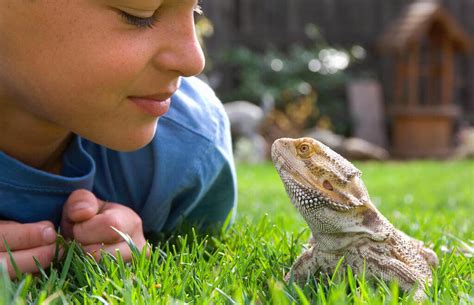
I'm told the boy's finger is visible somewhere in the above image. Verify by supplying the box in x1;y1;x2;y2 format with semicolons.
1;243;56;279
62;189;104;223
0;221;56;252
73;210;139;245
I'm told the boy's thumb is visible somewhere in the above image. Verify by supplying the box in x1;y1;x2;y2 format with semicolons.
60;189;104;238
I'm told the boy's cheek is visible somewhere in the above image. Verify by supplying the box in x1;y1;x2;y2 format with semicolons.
2;1;165;107
1;2;164;149
2;3;149;96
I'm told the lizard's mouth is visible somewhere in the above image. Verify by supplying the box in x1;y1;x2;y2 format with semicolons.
271;145;283;166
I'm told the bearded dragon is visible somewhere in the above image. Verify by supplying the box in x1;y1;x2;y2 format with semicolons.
271;137;438;301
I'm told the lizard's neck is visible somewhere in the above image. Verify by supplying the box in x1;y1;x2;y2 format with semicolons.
309;211;395;251
311;233;359;252
311;231;387;252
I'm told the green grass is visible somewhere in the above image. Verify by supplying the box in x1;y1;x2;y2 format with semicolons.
1;161;473;304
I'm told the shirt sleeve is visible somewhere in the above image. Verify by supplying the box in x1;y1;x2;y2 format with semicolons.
186;159;236;229
163;131;237;232
160;94;238;232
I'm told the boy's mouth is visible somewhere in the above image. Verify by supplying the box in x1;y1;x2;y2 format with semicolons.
128;93;173;117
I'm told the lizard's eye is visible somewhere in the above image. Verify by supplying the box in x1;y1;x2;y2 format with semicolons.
298;143;312;157
323;180;334;191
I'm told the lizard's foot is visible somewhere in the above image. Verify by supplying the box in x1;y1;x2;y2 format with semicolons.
412;287;428;303
284;268;309;284
284;270;304;284
421;247;438;268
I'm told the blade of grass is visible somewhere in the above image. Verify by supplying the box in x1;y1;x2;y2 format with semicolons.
58;241;75;288
3;239;21;280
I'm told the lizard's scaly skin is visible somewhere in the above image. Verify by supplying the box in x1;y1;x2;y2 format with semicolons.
271;137;438;301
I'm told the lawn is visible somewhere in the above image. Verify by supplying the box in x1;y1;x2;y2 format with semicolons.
1;161;473;304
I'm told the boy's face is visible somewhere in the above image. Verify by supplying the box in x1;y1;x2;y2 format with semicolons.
0;0;205;151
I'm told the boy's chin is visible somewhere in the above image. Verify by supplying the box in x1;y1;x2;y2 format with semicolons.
91;123;158;152
108;139;153;152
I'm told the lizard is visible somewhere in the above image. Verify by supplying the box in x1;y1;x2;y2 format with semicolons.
271;137;438;301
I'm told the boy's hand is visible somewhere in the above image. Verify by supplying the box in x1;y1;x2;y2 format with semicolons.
0;220;57;279
60;190;147;262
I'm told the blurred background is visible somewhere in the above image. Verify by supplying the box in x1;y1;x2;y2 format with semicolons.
197;0;474;163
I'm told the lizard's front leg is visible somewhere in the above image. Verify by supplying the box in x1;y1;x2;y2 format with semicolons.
285;245;320;284
362;248;428;301
286;245;343;285
408;237;439;268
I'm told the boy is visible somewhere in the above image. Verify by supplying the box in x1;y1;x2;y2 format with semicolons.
0;0;237;278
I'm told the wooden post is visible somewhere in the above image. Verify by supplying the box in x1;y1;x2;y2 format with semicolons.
441;37;454;105
427;32;440;105
393;52;405;105
407;43;420;106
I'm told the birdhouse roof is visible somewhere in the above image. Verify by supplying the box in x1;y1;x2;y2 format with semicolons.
377;1;473;53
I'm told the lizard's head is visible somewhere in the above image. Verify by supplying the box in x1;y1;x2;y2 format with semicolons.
271;137;381;234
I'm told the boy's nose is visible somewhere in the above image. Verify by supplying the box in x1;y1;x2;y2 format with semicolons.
152;16;205;77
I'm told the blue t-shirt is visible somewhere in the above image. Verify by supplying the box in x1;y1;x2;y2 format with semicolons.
0;77;237;235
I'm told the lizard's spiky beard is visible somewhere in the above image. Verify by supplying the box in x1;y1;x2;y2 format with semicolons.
280;171;352;213
279;170;361;235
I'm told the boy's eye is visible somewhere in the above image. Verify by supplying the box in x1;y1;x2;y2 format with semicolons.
119;11;159;29
118;4;203;29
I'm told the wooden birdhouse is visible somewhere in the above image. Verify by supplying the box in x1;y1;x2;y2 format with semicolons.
378;0;472;158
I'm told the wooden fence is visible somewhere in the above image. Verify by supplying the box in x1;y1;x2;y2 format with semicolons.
201;0;474;123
